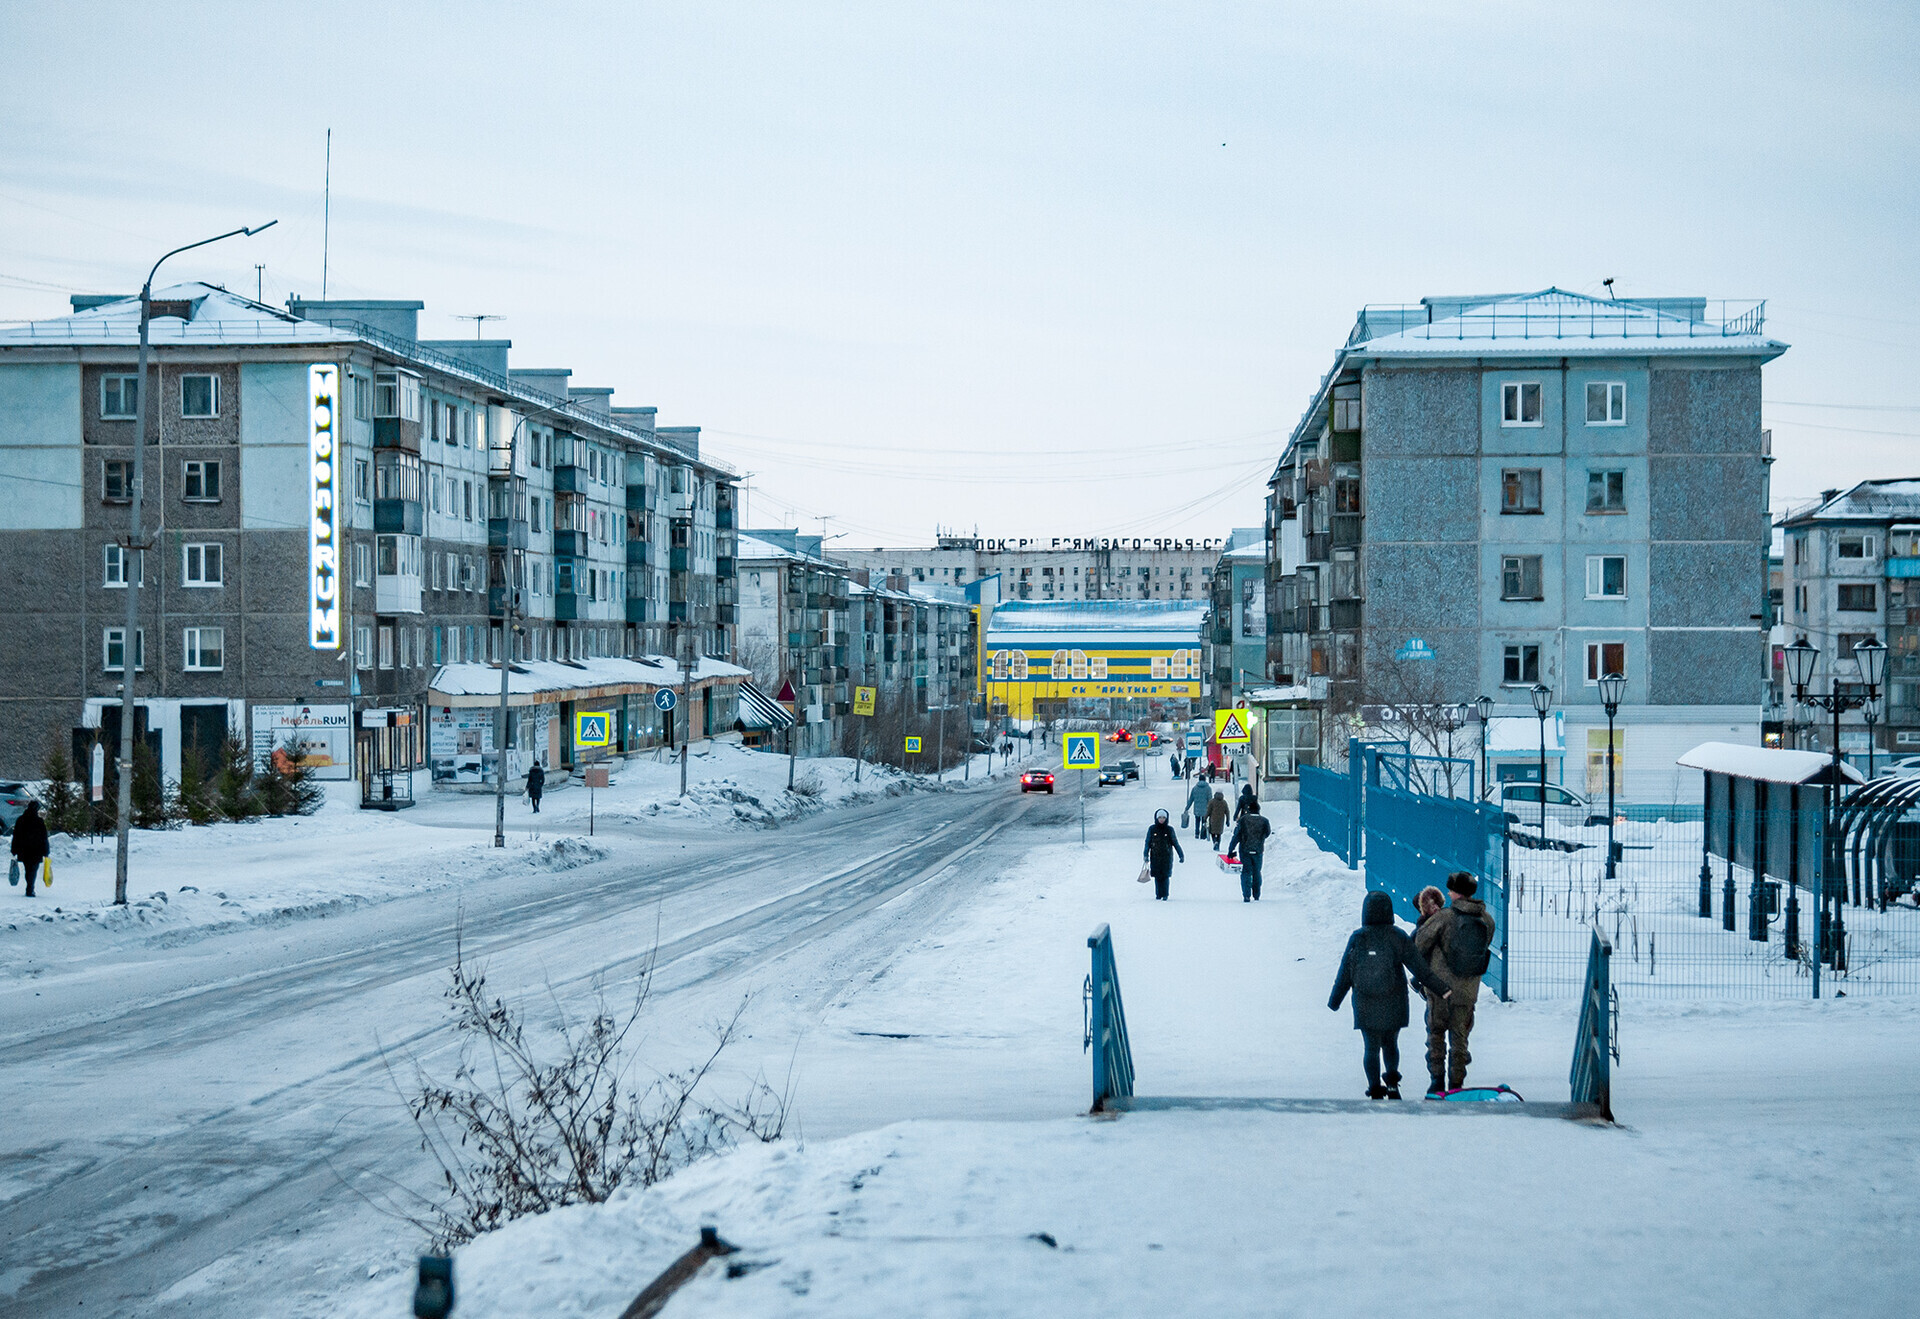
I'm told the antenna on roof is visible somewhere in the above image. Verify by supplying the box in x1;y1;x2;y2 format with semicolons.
255;264;265;303
321;128;332;299
1602;277;1615;298
456;314;504;339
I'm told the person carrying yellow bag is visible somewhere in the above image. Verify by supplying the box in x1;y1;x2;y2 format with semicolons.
9;801;50;897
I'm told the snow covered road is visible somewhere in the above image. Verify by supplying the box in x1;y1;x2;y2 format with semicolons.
0;771;1067;1317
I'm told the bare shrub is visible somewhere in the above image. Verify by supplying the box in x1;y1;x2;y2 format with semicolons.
789;771;825;798
399;942;790;1250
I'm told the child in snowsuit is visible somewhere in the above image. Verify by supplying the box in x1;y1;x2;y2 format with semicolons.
1328;891;1453;1099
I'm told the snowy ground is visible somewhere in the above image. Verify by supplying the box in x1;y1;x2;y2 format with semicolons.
334;771;1920;1318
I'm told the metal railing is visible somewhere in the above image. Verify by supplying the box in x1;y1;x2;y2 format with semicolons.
1298;763;1354;865
1083;924;1134;1111
1355;297;1766;342
1361;779;1510;1002
1569;931;1615;1120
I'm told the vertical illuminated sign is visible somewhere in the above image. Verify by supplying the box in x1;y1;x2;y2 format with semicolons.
308;364;341;649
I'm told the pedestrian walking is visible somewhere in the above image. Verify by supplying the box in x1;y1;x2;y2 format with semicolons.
1233;783;1257;823
9;801;50;898
1186;777;1211;839
1206;789;1230;850
525;760;546;814
1142;808;1186;901
1414;871;1499;1097
1225;799;1272;901
1328;891;1453;1100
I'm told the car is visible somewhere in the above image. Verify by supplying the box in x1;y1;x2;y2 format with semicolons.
1116;758;1141;781
1098;767;1126;786
1496;782;1605;829
1109;728;1132;743
1020;770;1055;794
0;782;31;836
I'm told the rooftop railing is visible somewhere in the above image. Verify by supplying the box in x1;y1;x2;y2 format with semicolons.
1357;298;1767;342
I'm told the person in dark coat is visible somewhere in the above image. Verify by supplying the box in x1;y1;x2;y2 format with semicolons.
1185;778;1212;839
1143;808;1185;901
1226;800;1272;902
1233;784;1257;822
1205;790;1230;850
525;760;546;814
10;801;50;898
1328;891;1453;1099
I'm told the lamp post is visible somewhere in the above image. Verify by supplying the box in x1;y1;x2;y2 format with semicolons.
1530;683;1553;835
1598;672;1626;880
111;221;277;905
1864;697;1881;780
1783;634;1885;991
1474;694;1493;801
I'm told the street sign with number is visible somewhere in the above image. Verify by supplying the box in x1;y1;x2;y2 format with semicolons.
905;736;922;753
654;688;677;711
853;686;876;716
575;712;612;747
1063;732;1100;770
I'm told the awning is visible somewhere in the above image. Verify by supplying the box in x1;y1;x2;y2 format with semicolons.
736;679;795;730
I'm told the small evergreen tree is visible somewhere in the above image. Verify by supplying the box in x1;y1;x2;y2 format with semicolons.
130;741;178;829
37;740;85;836
214;736;260;821
176;747;220;826
257;738;325;817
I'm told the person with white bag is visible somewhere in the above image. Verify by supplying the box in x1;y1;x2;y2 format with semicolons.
1140;808;1185;901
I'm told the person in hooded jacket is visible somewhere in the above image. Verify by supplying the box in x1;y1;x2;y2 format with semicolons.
1328;891;1453;1099
525;760;546;814
1205;789;1230;849
1233;784;1257;822
1414;871;1499;1097
9;801;50;898
1185;777;1212;839
1226;800;1272;902
1142;808;1185;900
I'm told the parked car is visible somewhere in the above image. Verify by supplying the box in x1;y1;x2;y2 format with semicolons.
1497;782;1605;829
1098;766;1127;786
1874;756;1920;779
0;782;31;835
1020;770;1055;794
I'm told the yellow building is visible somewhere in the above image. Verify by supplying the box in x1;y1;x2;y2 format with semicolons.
981;600;1208;721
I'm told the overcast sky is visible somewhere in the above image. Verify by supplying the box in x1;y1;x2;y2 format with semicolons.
3;1;1915;546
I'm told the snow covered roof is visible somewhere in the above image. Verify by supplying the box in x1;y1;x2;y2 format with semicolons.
0;283;359;347
1245;684;1313;703
1223;543;1265;562
1350;288;1786;360
985;600;1207;637
428;655;748;707
1777;480;1920;527
1676;742;1863;785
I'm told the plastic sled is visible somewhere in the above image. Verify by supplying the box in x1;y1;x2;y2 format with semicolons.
1216;853;1241;873
1440;1085;1523;1103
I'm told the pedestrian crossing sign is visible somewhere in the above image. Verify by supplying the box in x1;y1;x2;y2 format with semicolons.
576;712;612;747
905;736;923;753
1214;708;1252;744
1063;732;1100;770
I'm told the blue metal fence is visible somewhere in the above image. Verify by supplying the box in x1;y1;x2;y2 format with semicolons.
1084;924;1134;1111
1360;780;1511;1001
1570;930;1614;1120
1298;764;1353;865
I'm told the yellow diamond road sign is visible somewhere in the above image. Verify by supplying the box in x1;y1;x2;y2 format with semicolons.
1214;708;1251;744
853;686;877;716
905;736;923;753
1062;732;1100;770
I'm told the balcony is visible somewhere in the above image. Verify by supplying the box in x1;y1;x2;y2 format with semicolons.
554;591;579;622
552;529;587;558
624;540;649;567
716;603;736;624
373;417;421;452
626;483;649;512
716;506;734;530
716;556;734;579
488;517;529;551
670;546;690;572
626;597;650;624
553;463;585;494
374;499;422;535
1305;532;1331;563
1331;514;1363;548
670;601;688;623
1331;600;1363;629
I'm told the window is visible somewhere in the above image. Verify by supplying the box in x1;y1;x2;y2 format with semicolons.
103;544;143;587
377;535;398;576
103;627;146;671
182;542;223;586
1795;584;1808;615
400;627;411;669
352;373;373;421
431;553;443;591
355;625;373;670
102;459;133;502
180;374;219;418
378;624;394;669
1501;382;1543;426
1586;470;1625;513
183;626;224;671
531;497;543;533
1503;644;1540;685
355;458;372;504
1839;633;1879;660
1792;536;1806;565
1501;555;1544;601
461;553;475;590
1838;535;1875;559
183;460;221;502
463;480;473;522
101;374;140;418
1838;583;1878;612
1585;555;1626;599
1585;382;1625;425
374;371;421;422
1501;468;1543;514
1585;642;1626;683
354;542;371;587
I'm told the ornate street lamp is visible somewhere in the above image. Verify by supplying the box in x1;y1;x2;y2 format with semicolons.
1530;682;1553;835
1598;671;1627;879
1474;694;1493;800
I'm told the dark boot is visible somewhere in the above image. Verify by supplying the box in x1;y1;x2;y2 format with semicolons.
1383;1072;1402;1100
1367;1084;1389;1101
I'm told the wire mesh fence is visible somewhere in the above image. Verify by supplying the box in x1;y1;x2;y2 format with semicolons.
1502;807;1920;1000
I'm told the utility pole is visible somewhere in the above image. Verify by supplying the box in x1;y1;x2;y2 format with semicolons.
112;220;276;905
788;667;799;790
680;625;692;798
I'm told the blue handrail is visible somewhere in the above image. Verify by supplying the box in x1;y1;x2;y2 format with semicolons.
1084;924;1134;1110
1570;930;1614;1120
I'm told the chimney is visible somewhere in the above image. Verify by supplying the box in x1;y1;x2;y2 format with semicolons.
1822;488;1841;504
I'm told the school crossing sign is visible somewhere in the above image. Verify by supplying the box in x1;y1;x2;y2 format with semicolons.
1214;708;1252;744
1063;732;1100;770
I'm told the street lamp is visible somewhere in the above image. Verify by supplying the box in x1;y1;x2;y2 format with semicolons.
1598;672;1627;879
111;220;277;906
1529;683;1553;835
1474;694;1493;800
1863;697;1882;780
1784;634;1885;989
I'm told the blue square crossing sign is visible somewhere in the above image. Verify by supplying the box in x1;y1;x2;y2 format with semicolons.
905;736;923;753
576;712;612;747
1062;732;1099;770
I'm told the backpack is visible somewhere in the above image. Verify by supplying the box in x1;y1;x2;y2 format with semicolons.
1352;940;1400;997
1445;911;1492;978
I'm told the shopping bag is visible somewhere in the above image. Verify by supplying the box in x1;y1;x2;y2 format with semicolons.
1180;808;1190;829
7;857;17;887
40;859;51;890
1136;864;1151;884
